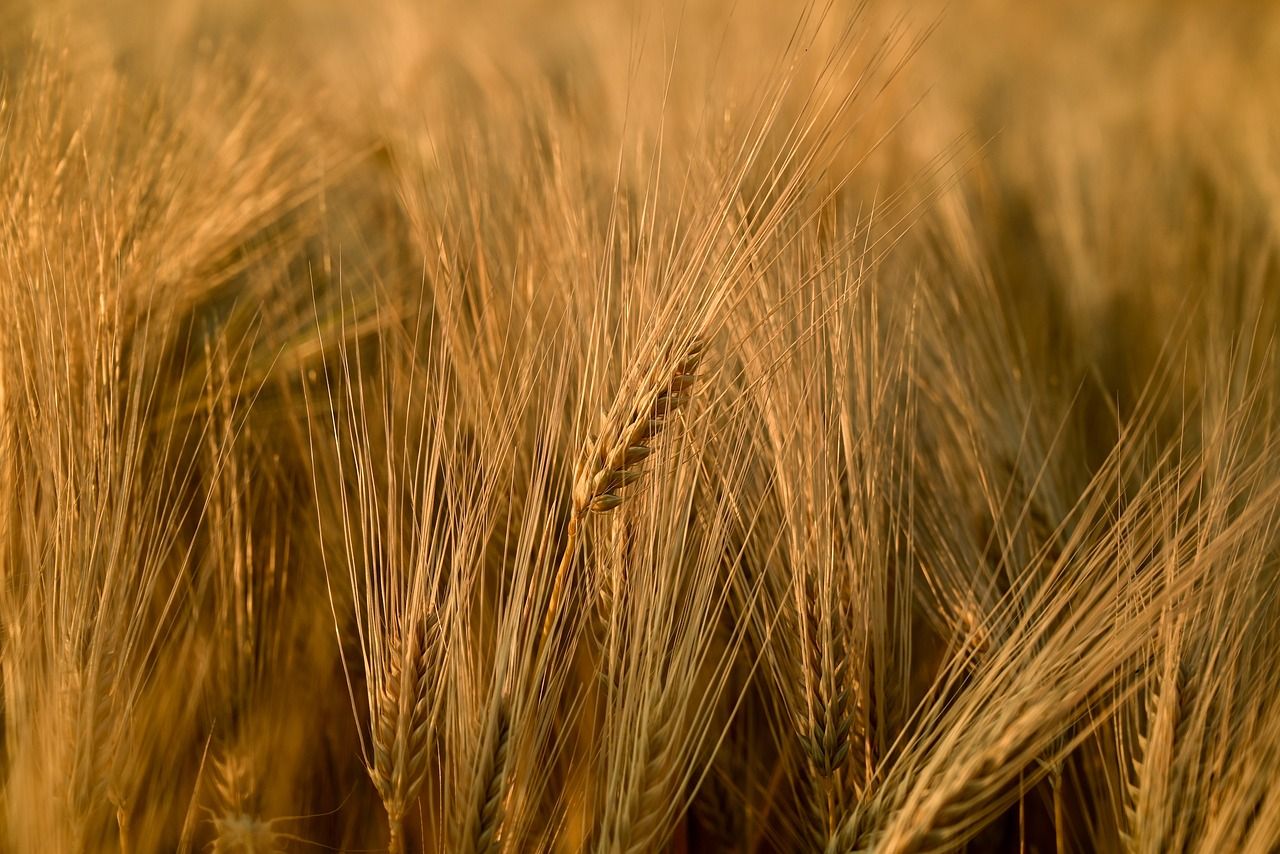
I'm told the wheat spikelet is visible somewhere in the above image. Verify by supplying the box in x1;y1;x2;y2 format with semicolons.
209;749;258;826
210;814;284;854
796;623;859;846
796;577;859;781
824;803;880;854
372;613;443;851
453;699;511;854
207;748;284;853
1122;626;1186;853
573;336;707;516
826;734;1037;854
540;334;708;649
597;700;681;854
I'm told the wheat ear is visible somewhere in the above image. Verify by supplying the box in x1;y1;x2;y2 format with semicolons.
572;336;707;516
540;336;707;647
1123;627;1188;853
452;698;511;854
598;699;682;854
373;613;443;854
208;748;283;853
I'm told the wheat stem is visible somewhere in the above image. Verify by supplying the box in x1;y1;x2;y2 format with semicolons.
388;817;404;854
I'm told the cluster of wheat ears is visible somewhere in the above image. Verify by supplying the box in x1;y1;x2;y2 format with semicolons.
2;0;1280;852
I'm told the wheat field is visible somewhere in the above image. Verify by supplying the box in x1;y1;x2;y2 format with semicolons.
2;0;1279;851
